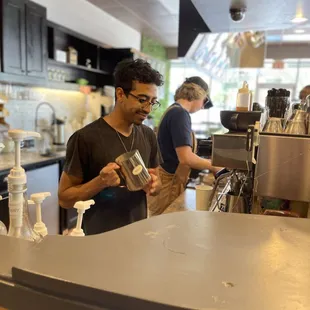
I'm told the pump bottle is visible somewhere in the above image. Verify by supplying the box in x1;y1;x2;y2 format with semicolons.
7;130;42;241
236;81;252;112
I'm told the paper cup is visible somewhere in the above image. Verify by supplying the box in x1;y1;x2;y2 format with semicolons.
195;185;213;211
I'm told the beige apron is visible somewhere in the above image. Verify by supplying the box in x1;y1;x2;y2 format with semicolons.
148;105;197;216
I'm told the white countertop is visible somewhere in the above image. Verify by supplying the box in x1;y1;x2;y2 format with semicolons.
3;211;310;309
0;150;66;172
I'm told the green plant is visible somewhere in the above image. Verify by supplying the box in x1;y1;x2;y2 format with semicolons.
140;35;171;126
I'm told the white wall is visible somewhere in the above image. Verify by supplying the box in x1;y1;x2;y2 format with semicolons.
32;0;141;50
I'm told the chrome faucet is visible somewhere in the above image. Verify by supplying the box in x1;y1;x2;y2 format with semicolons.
35;102;56;142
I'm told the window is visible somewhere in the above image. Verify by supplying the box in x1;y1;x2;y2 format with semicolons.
169;57;310;136
258;59;298;84
297;59;310;99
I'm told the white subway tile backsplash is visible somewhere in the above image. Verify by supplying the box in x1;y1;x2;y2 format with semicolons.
3;85;112;132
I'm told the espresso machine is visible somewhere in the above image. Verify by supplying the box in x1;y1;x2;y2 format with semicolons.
208;109;310;215
254;133;310;203
208;110;261;213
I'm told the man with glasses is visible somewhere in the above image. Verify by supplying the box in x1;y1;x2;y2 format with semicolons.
59;59;163;235
148;77;220;216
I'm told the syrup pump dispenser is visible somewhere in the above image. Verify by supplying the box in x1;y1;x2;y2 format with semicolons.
7;129;42;241
28;192;51;237
70;200;94;236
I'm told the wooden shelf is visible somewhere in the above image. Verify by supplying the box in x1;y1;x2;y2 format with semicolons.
48;59;108;75
0;72;47;86
47;81;96;91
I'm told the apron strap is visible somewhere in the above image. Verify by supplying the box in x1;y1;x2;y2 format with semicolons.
191;130;197;154
148;106;198;215
157;104;196;153
157;104;179;133
158;105;198;185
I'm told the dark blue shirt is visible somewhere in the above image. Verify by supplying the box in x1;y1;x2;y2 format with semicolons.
158;103;192;174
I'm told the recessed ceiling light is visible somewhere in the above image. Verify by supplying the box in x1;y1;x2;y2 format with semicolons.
294;29;305;33
291;16;308;23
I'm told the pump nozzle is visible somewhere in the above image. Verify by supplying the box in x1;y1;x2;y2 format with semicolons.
29;192;51;237
8;129;41;140
70;200;95;237
8;130;41;169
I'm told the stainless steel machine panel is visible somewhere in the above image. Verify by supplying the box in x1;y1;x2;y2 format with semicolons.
212;133;250;170
255;134;310;202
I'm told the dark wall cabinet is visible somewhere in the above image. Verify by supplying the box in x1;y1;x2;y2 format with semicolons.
1;0;47;79
25;1;47;78
0;1;132;89
2;0;26;75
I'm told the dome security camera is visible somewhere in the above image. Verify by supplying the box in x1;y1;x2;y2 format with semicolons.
229;6;247;22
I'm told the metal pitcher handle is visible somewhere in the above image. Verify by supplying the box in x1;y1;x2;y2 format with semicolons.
116;169;127;188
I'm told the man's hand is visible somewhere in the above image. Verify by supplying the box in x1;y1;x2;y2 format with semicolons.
143;168;161;196
99;163;121;188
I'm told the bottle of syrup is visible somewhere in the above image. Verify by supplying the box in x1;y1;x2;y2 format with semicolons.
236;81;252;112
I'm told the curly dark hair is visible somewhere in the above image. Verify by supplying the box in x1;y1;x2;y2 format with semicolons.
114;58;164;95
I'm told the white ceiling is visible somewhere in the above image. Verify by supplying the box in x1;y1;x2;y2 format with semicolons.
86;0;179;47
192;0;310;33
86;0;310;48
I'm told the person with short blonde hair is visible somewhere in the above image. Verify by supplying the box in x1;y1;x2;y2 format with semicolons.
148;77;220;216
299;85;310;101
174;82;209;102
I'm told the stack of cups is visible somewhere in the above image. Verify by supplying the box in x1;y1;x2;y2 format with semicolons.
195;185;213;211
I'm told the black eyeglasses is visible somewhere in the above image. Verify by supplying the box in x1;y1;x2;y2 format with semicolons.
128;93;161;111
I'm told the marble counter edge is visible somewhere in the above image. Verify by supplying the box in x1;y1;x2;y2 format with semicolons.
0;151;66;174
1;212;310;310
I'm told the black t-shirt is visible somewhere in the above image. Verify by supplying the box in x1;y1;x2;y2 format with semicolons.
158;103;192;174
63;118;161;235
